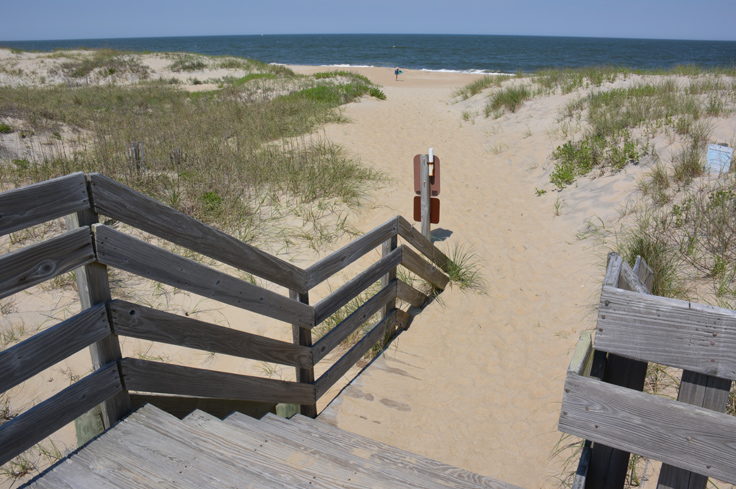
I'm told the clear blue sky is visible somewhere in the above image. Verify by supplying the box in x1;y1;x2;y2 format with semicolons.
2;0;736;42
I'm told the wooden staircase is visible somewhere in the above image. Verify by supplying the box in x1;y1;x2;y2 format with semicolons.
26;404;520;489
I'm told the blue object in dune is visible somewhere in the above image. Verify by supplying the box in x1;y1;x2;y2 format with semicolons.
706;144;733;173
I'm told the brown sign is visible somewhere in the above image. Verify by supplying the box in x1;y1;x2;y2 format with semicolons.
413;154;440;196
413;196;440;224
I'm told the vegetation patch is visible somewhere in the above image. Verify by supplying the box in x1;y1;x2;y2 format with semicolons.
58;49;149;79
484;85;532;116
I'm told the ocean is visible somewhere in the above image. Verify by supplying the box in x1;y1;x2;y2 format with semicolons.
2;34;736;74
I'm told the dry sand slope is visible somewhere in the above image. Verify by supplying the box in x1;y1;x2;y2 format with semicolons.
291;66;613;489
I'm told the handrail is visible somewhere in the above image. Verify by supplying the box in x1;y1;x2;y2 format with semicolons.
0;173;453;468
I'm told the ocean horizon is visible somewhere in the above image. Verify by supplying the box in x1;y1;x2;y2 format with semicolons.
2;33;736;73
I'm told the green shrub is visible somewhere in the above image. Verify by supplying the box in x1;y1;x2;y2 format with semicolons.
169;55;207;72
485;86;531;116
0;123;12;133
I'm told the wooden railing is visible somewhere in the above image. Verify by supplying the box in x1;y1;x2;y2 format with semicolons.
0;172;451;466
559;253;736;489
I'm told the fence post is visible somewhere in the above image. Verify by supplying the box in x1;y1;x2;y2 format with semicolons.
290;290;317;417
381;234;398;322
420;154;431;240
65;183;130;432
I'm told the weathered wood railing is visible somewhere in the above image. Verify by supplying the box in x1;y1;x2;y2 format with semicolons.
0;172;451;466
559;253;736;489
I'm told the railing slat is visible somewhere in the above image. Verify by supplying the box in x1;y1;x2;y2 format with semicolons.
397;216;450;272
0;363;122;466
401;246;449;290
312;281;397;363
596;286;736;380
109;300;312;368
560;373;736;485
315;311;396;399
313;247;402;324
305;218;398;289
396;280;428;308
93;225;314;328
0;304;110;393
89;173;306;291
0;172;89;237
0;227;95;299
121;358;315;405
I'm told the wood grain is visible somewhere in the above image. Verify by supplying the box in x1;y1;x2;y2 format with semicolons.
0;363;122;466
89;173;306;291
396;280;428;308
121;357;315;405
0;227;94;299
560;373;736;485
93;225;314;328
306;218;397;288
397;216;450;272
0;304;110;393
0;172;89;237
401;246;449;290
596;286;736;379
312;281;397;363
109;300;312;368
313;246;402;324
289;289;316;418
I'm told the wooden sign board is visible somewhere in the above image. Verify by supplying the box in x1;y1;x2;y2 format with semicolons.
413;196;440;224
413;155;440;196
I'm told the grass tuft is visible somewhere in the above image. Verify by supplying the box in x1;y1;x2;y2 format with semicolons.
446;244;486;292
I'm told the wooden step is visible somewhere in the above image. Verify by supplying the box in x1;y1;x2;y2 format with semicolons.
185;409;418;489
225;411;467;489
267;413;522;489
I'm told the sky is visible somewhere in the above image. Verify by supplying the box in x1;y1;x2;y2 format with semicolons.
2;0;736;42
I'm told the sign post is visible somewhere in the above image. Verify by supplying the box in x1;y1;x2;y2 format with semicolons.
420;153;431;240
412;149;440;240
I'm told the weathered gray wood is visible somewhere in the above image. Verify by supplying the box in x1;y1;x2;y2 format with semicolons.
66;207;130;428
633;256;654;292
306;218;398;288
602;253;623;287
396;280;428;308
567;331;594;376
401;246;449;290
129;394;275;419
573;441;592;489
93;225;314;328
0;227;94;299
27;458;125;489
89;173;307;291
273;413;524;489
315;311;394;399
381;233;399;320
0;173;89;237
109;300;311;368
656;371;732;489
0;304;110;393
617;261;648;294
0;363;122;466
121;357;315;405
289;290;317;418
560;372;736;485
395;308;412;330
313;246;402;324
312;281;397;363
397;216;450;272
596;286;736;379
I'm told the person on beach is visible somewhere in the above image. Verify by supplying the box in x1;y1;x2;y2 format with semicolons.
394;67;402;80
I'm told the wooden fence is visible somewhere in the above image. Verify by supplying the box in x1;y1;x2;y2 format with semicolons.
0;172;451;466
559;253;736;489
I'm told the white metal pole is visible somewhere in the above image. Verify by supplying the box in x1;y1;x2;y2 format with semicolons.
420;154;431;240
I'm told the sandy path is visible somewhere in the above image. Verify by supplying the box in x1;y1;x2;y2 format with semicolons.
290;66;608;489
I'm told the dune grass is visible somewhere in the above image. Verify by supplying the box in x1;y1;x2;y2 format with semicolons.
484;85;532;116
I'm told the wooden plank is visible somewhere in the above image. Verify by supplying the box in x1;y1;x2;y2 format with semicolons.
567;331;594;376
0;227;94;299
313;246;402;324
617;261;648;294
381;234;399;321
289;290;316;418
397;216;450;272
109;300;311;368
129;394;275;420
596;286;736;379
66;206;130;429
277;413;524;489
89;173;306;291
657;371;732;489
315;311;394;399
602;253;623;287
560;372;736;485
633;256;654;292
0;173;89;237
0;304;110;393
93;225;314;328
305;218;398;288
312;281;397;363
396;279;428;308
0;363;122;466
401;246;449;290
395;308;411;330
121;357;315;405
